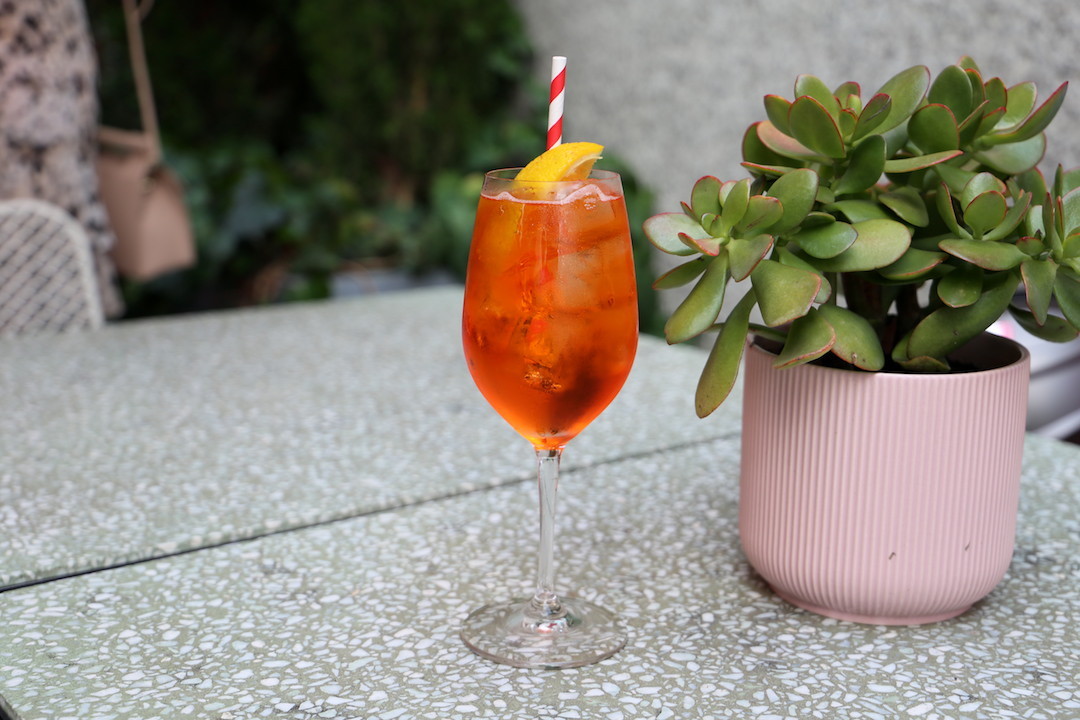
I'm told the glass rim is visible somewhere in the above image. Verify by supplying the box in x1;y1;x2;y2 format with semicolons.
485;167;620;183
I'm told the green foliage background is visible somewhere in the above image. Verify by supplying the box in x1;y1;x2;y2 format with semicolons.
88;0;662;334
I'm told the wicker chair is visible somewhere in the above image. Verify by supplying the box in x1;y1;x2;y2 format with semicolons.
0;199;105;338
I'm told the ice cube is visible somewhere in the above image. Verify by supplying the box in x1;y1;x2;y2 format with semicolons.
523;361;563;392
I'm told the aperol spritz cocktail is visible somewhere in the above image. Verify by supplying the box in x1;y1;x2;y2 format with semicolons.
460;151;638;669
462;171;638;449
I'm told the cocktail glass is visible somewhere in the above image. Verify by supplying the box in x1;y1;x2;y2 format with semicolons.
460;168;638;668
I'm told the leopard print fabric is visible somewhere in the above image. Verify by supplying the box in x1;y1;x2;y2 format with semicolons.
0;0;122;318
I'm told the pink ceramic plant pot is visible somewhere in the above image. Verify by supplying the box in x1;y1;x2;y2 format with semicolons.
739;333;1030;625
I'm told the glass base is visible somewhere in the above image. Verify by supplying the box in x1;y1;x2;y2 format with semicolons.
461;596;626;669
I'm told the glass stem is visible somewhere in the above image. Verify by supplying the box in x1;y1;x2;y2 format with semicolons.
530;447;564;619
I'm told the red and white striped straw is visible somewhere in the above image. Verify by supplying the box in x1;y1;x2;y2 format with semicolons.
546;56;567;150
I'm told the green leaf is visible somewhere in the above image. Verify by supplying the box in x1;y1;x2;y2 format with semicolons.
934;184;971;239
776;247;832;303
1009;305;1079;342
983;77;1008;119
789;96;846;159
702;212;722;236
679;233;723;256
960;173;1007;207
1041;196;1057;246
720;179;751;233
1017;236;1046;257
934;163;976;195
767;167;819;233
1023;201;1043;239
895;353;952;372
794;74;840;118
1063;232;1080;260
802;211;838;228
908;104;960;153
1055;196;1069;246
976;103;1008;139
750;259;821;327
793;221;857;259
965;67;987;107
817;304;884;370
880;186;929;226
837;109;857;139
756;120;828;162
939;238;1026;271
874;65;931;134
1054;270;1080;328
982;190;1031;242
958;101;994;146
852;92;893;141
983;81;1068;145
652;257;709;289
963;192;1008;237
937;264;982;307
890;326;950;369
695;289;757;417
907;271;1016;359
826;199;890;223
690;176;722;219
833;135;886;195
812;218;911;272
728;235;774;281
1015;168;1048;198
741;162;799;178
1021;257;1057;325
764;95;793;135
773;308;836;368
1061;187;1080;235
735;195;783;236
974;134;1046;175
643;213;705;255
958;56;980;72
883;150;963;173
1055;165;1080;196
834;81;861;104
742;123;793;167
928;64;974;120
878;247;947;281
718;181;739;205
882;124;910;157
664;253;730;344
1000;82;1037;129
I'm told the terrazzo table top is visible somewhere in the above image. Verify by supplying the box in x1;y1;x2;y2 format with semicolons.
2;288;1078;719
0;286;732;591
1;435;1077;719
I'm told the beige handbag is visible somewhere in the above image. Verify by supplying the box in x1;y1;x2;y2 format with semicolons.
96;0;195;282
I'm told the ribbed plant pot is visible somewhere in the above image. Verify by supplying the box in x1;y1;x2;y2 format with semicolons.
739;333;1030;625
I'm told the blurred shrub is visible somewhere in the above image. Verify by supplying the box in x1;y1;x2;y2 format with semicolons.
89;0;661;333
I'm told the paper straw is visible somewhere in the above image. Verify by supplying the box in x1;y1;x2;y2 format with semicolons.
546;56;567;150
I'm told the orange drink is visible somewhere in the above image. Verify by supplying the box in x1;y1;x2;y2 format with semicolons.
462;170;638;450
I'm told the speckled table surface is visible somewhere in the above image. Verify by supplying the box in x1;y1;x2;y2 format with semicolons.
1;288;1078;720
0;287;729;591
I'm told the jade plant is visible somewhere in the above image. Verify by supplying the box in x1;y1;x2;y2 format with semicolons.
645;57;1080;417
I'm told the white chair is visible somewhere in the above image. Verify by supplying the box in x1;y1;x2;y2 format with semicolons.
0;199;105;337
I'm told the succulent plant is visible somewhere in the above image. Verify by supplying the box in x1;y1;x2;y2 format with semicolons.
645;57;1080;417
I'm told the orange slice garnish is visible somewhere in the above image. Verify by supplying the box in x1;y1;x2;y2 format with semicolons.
516;142;604;183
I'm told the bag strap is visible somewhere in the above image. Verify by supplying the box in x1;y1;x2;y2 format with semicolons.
121;0;162;164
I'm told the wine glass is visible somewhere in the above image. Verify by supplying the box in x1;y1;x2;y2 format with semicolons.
460;168;638;668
